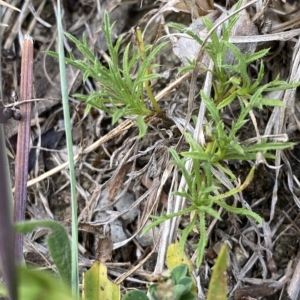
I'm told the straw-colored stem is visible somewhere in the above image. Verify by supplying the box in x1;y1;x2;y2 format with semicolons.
136;27;161;113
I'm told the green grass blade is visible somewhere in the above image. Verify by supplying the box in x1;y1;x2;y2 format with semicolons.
56;0;78;297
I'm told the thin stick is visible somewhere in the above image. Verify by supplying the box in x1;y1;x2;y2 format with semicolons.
13;35;34;263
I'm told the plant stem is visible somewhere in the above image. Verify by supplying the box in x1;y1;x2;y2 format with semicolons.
136;27;161;113
14;35;34;263
56;0;79;297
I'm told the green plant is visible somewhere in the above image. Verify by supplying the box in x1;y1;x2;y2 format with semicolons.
123;290;149;300
123;264;195;300
0;220;74;299
0;267;74;300
15;220;72;286
143;8;299;267
149;264;195;300
47;11;167;137
45;0;298;286
207;244;228;300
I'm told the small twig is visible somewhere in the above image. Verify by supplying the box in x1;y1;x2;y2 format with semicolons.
13;34;34;263
3;97;61;108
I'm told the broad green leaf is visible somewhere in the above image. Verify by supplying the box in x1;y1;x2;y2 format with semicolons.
171;264;188;284
6;267;74;300
173;284;190;299
15;220;71;286
177;277;193;290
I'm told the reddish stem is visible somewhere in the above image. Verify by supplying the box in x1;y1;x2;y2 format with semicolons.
14;35;34;263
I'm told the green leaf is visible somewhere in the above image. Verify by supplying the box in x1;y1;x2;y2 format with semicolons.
177;276;193;289
244;142;294;153
142;206;196;236
245;48;269;64
178;63;195;75
207;244;228;300
47;9;170;137
135;116;148;137
201;91;220;123
198;206;221;220
217;92;237;110
181;151;212;161
169;148;193;189
173;191;194;202
17;267;74;300
171;264;188;284
167;22;203;46
173;284;189;299
179;214;197;255
195;211;207;267
214;199;263;224
64;33;95;63
123;290;149;300
15;220;71;286
223;41;250;87
228;142;245;155
133;42;168;90
112;108;125;124
257;98;285;108
202;17;219;48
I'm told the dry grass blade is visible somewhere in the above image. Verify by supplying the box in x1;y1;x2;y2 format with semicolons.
0;0;20;12
288;251;300;300
0;0;20;27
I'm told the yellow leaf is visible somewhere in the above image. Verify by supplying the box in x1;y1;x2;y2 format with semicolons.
166;242;194;272
82;262;120;300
